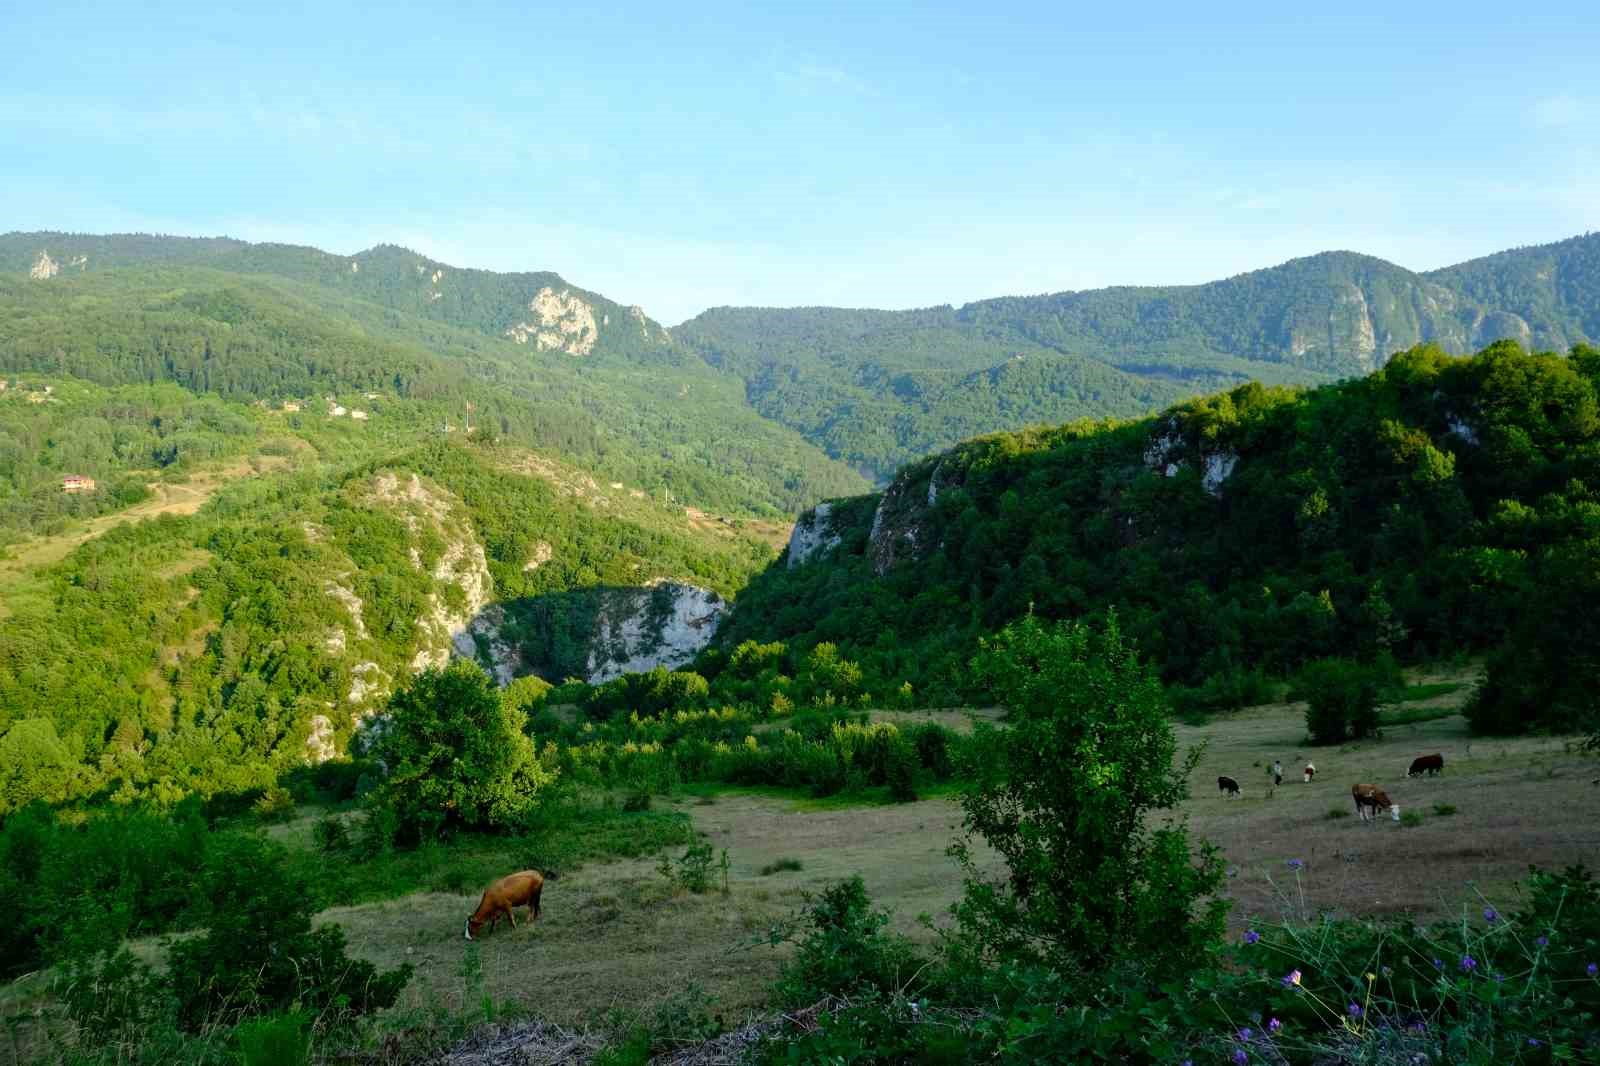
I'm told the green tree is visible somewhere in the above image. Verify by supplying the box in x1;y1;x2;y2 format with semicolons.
1296;658;1385;744
370;661;558;841
0;719;76;814
951;615;1225;975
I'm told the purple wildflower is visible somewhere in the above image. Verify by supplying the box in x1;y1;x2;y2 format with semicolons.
1243;930;1260;945
1493;972;1505;983
1536;935;1549;948
1588;962;1598;977
1238;1027;1253;1041
1286;859;1304;870
1460;955;1477;973
1347;1003;1363;1019
1529;1038;1542;1047
1432;958;1443;970
1232;1050;1249;1066
1267;1018;1281;1034
1484;907;1499;923
1282;968;1302;987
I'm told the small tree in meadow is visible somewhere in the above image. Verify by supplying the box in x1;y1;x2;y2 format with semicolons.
370;660;559;842
1296;657;1384;744
951;614;1226;976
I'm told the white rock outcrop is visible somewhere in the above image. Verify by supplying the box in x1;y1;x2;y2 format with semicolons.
504;287;599;356
29;251;59;280
786;502;842;568
585;581;725;683
305;714;337;763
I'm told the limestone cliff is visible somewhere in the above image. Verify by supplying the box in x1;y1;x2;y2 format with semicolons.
585;581;726;683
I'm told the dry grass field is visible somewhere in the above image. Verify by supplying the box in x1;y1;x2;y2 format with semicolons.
320;673;1600;1029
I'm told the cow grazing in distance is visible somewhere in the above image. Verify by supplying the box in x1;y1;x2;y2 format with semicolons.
1352;783;1399;823
1303;762;1316;784
1408;753;1445;778
1218;775;1241;798
464;869;557;941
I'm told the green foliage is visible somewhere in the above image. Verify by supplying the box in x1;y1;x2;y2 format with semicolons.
233;1012;312;1066
1295;657;1388;744
760;858;804;875
368;661;559;843
951;615;1227;975
657;835;717;894
768;876;921;1009
716;341;1600;729
166;835;410;1029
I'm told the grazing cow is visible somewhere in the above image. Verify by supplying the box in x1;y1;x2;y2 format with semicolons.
1218;775;1241;798
464;869;557;941
1408;753;1445;778
1352;783;1400;823
1303;762;1316;784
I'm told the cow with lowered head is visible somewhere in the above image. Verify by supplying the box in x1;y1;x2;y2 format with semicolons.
1352;783;1400;823
1408;753;1444;778
464;869;558;940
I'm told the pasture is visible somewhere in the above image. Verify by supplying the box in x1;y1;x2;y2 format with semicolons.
317;680;1600;1031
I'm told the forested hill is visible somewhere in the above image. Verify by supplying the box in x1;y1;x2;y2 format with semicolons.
717;339;1600;734
0;232;680;363
677;233;1600;479
0;237;868;516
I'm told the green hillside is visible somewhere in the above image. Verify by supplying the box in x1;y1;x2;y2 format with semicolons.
0;250;868;515
678;234;1600;480
718;339;1600;733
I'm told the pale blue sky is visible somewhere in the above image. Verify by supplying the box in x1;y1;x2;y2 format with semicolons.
3;1;1597;322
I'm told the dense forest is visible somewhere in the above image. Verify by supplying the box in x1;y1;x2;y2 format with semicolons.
719;340;1600;734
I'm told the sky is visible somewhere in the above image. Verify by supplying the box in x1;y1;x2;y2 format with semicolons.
2;1;1598;324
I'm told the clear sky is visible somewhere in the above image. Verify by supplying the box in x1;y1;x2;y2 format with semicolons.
3;1;1597;323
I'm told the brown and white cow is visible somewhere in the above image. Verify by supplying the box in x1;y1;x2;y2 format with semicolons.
1352;783;1399;823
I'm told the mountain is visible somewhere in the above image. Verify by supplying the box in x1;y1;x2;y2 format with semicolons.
0;233;869;516
677;233;1600;480
714;338;1600;712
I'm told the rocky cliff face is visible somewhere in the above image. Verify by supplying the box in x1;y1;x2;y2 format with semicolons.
1142;415;1240;496
785;501;843;568
585;581;726;683
504;286;600;355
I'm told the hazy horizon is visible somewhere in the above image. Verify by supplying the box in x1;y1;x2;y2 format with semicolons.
4;1;1597;323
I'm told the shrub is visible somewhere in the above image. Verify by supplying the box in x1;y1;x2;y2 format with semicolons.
953;615;1226;976
760;858;804;876
884;736;918;803
769;877;921;1008
1400;809;1425;827
621;790;652;812
167;835;410;1029
1296;657;1386;744
312;813;352;854
1324;807;1350;820
1432;802;1458;817
251;787;295;822
235;1012;312;1066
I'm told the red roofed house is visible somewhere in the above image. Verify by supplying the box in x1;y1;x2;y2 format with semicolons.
62;474;96;493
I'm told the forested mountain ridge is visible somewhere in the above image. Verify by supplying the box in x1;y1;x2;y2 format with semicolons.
717;338;1600;734
0;244;869;515
677;233;1600;478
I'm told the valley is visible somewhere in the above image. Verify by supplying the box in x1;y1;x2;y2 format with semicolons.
4;234;1600;1064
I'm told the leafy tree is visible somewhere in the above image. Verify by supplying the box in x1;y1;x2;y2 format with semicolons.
0;719;77;813
369;661;558;841
950;615;1226;976
1296;658;1387;744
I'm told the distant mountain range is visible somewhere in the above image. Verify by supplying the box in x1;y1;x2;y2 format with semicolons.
5;229;1598;484
678;233;1600;477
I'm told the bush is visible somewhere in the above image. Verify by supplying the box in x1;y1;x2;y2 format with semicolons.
312;813;352;854
167;835;410;1029
760;858;803;876
884;736;918;803
235;1012;311;1066
954;615;1226;976
769;877;921;1008
251;787;295;822
1296;657;1387;744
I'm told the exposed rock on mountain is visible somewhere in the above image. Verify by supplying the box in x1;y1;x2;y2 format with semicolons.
585;581;726;683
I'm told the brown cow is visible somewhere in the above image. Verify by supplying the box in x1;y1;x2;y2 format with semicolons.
1408;753;1445;778
1352;783;1399;823
1218;775;1241;797
464;869;557;941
